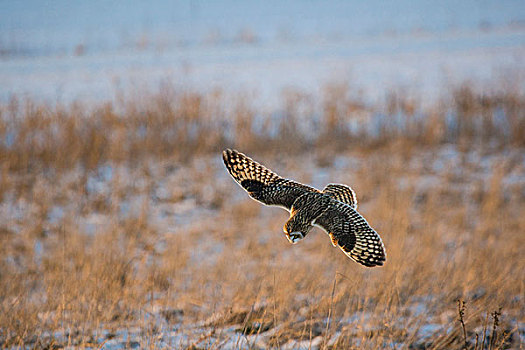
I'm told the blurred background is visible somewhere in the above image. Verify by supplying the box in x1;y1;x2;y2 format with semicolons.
1;1;524;349
1;0;524;105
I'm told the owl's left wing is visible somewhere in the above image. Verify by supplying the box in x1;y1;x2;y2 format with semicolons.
314;200;386;267
222;149;319;211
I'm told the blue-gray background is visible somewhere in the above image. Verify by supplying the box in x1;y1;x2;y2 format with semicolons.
1;0;524;104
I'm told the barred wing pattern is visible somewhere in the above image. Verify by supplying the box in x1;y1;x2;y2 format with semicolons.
314;200;386;267
322;184;358;209
222;149;319;210
223;149;386;267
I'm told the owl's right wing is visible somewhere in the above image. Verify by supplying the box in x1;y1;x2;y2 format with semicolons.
222;149;319;211
314;200;386;267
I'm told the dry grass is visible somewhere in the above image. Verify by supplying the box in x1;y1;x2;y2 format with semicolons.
1;81;524;174
0;82;524;349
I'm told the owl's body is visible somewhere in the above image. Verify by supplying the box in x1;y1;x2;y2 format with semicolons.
222;149;386;267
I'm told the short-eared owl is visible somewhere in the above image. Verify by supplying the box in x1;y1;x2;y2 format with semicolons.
222;149;386;267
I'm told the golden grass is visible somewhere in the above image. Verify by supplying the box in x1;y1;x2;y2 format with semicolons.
0;82;524;349
1;82;524;174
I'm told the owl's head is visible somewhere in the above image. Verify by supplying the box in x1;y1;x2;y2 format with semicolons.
283;211;312;244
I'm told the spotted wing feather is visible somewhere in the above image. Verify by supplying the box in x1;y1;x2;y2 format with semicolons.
222;149;319;210
314;201;386;267
322;183;358;209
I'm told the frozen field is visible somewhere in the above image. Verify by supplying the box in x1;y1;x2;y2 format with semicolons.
1;0;525;105
2;145;524;349
1;2;525;349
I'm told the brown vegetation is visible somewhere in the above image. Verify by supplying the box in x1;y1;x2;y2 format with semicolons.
1;82;524;174
0;82;523;349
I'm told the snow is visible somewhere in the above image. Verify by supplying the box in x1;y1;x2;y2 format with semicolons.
1;1;524;106
2;3;525;347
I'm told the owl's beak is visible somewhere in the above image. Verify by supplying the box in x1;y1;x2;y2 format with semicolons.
287;231;304;244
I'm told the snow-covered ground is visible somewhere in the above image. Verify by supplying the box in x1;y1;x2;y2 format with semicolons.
1;0;524;106
2;146;524;349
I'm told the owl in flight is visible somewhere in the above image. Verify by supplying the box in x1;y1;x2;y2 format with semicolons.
222;149;386;267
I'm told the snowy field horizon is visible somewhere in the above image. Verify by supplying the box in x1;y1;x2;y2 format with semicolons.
1;0;525;106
